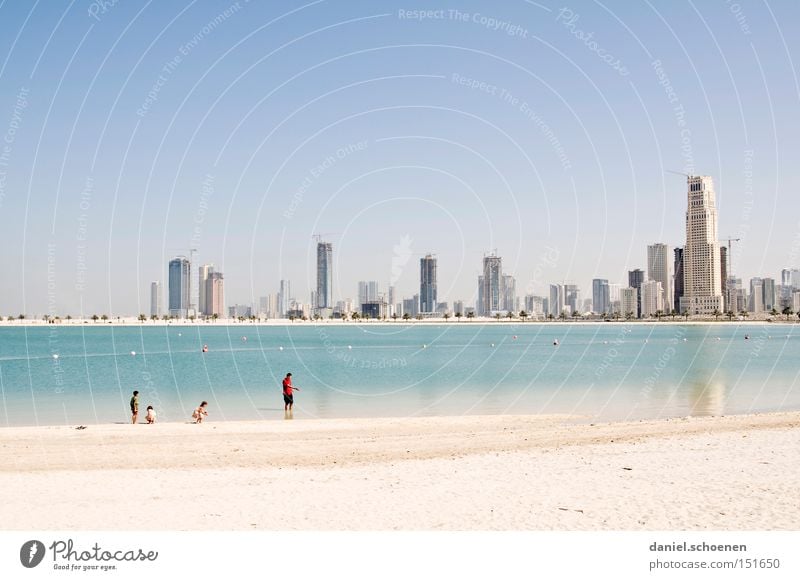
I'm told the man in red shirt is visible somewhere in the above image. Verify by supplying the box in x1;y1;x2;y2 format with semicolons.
282;373;299;411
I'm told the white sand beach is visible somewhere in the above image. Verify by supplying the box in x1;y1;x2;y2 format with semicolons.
1;412;798;530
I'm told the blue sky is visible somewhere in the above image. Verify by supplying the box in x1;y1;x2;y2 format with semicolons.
0;0;798;315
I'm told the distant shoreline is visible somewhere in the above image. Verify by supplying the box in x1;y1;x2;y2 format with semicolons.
0;318;795;327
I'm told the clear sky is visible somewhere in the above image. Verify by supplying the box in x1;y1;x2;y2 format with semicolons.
0;0;798;316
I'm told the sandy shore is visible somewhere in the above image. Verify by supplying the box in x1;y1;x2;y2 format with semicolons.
1;412;798;530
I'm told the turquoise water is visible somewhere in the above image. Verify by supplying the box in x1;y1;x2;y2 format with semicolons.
0;323;798;426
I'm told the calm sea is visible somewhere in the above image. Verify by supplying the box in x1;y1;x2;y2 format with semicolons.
0;323;798;426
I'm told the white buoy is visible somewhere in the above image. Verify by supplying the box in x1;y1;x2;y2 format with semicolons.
553;339;559;346
512;335;517;339
348;345;352;350
716;337;721;341
52;354;59;359
603;340;608;344
178;333;182;336
422;344;427;349
490;343;495;347
279;346;284;351
683;338;687;342
130;351;136;356
242;336;247;342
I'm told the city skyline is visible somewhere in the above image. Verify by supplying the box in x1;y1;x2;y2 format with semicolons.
1;2;799;315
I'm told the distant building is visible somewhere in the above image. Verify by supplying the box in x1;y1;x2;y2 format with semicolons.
150;281;161;317
628;269;645;318
198;264;213;316
481;254;503;314
564;284;579;314
673;247;684;313
502;274;516;312
316;242;333;310
620;287;638;318
749;278;763;313
477;276;485;316
680;175;724;314
763;278;776;311
168;256;191;318
358;281;379;307
720;246;728;310
403;296;418;317
548;284;563;317
361;301;388;319
647;243;672;313
453;300;464;315
278;280;291;317
420;255;438;313
592;279;609;315
205;272;224;317
641;280;664;318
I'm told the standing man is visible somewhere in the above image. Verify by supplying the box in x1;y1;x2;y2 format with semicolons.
130;390;139;424
282;373;299;411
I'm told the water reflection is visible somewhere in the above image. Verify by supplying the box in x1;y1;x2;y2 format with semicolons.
688;378;726;416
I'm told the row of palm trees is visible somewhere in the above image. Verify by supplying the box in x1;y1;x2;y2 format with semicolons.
7;306;800;323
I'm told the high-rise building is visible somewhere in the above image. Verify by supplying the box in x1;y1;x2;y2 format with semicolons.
278;280;291;317
358;281;379;307
205;272;225;317
402;296;418;317
316;242;333;310
387;286;396;317
749;278;763;313
647;243;672;313
453;300;464;315
150;281;161;317
673;247;684;312
680;175;724;314
477;276;484;316
420;254;438;313
641;280;664;318
548;284;564;317
198;264;213;316
720;246;728;310
168;256;191;318
482;254;503;314
620;287;638;318
763;278;776;311
503;274;517;312
564;284;579;314
608;283;621;315
628;269;645;318
592;279;609;315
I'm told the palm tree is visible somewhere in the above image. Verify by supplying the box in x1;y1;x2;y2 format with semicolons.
443;313;450;322
101;314;108;322
392;313;398;322
601;311;608;321
402;312;411;321
506;311;514;321
138;314;146;322
455;311;463;322
783;306;794;321
625;311;633;321
415;313;423;320
519;310;527;322
66;314;72;321
547;313;555;322
466;311;475;321
313;313;321;322
91;314;99;323
558;312;567;322
739;310;749;319
494;312;501;322
17;314;25;320
289;315;296;323
769;308;779;319
670;309;678;321
212;313;219;323
726;310;735;321
683;310;690;321
572;310;580;322
655;310;664;321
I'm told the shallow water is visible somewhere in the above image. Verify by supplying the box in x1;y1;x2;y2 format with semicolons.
0;323;798;426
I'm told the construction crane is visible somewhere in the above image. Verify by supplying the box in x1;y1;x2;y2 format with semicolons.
312;233;338;244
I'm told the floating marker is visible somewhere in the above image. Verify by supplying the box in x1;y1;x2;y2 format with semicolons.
422;344;427;349
52;354;59;359
178;333;182;336
242;336;247;341
491;343;495;347
512;335;517;339
348;345;352;350
553;339;559;346
130;351;136;356
279;346;284;351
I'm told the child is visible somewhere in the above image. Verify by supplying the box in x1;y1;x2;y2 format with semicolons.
192;401;208;424
145;405;156;424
